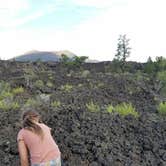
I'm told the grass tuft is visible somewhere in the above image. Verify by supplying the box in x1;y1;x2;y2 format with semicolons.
114;102;138;118
157;102;166;116
106;105;114;113
86;101;100;112
51;101;61;108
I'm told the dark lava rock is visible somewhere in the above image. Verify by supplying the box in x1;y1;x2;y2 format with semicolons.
0;61;165;166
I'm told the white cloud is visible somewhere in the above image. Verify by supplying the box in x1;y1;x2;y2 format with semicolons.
0;0;166;61
71;0;130;8
72;0;113;8
0;28;68;60
0;0;29;27
65;0;166;61
0;8;56;28
0;0;29;11
0;0;57;28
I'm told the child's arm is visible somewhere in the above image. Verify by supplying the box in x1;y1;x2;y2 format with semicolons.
18;140;29;166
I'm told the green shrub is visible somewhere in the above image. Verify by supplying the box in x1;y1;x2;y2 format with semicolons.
24;98;40;108
51;101;61;108
114;102;138;118
0;81;11;92
10;102;20;110
0;100;20;111
34;80;44;89
60;84;73;92
86;101;100;112
74;56;88;66
24;68;37;84
144;56;155;74
0;91;13;100
157;102;166;115
37;94;50;103
60;54;70;64
157;71;166;95
12;87;24;95
46;81;53;88
60;54;88;68
157;71;166;84
106;105;114;113
155;56;166;71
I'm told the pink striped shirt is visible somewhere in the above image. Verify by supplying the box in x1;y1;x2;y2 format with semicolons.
17;123;61;164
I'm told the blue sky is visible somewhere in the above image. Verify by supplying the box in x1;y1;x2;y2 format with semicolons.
0;0;166;61
0;0;104;30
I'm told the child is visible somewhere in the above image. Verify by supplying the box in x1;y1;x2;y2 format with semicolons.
17;110;61;166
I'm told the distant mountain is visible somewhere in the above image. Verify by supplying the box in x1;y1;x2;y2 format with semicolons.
85;59;99;63
12;50;77;62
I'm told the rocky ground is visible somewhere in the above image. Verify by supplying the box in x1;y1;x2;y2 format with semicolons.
0;61;165;166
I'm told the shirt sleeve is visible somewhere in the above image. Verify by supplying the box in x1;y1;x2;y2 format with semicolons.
17;130;24;142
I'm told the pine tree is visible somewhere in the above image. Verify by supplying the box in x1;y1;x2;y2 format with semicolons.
114;35;131;72
115;35;131;61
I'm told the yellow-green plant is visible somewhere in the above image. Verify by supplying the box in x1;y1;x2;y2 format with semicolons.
86;101;100;112
0;81;11;92
60;84;73;92
0;91;13;100
51;101;61;108
46;81;53;88
0;100;20;111
157;102;166;115
114;102;138;118
157;71;166;95
34;80;44;89
106;104;114;113
24;98;40;107
12;87;24;95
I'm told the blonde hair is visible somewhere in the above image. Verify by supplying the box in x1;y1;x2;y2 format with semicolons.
22;110;44;140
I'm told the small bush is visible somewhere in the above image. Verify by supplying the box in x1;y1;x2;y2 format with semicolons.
10;102;20;110
157;71;166;95
46;81;53;88
60;54;88;68
36;94;50;104
51;101;61;108
106;105;114;113
86;101;100;112
157;102;166;115
0;81;11;92
114;102;138;118
61;84;73;92
24;98;40;108
0;100;20;111
12;87;24;95
0;91;13;100
157;71;166;85
34;80;44;89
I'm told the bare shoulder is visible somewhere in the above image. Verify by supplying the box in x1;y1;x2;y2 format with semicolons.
40;123;52;130
18;128;25;135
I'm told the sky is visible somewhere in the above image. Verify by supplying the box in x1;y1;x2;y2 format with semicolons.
0;0;166;62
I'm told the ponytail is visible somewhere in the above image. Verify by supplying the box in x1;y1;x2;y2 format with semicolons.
22;110;44;140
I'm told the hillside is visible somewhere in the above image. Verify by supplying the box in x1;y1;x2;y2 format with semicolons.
0;60;165;166
12;50;76;62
